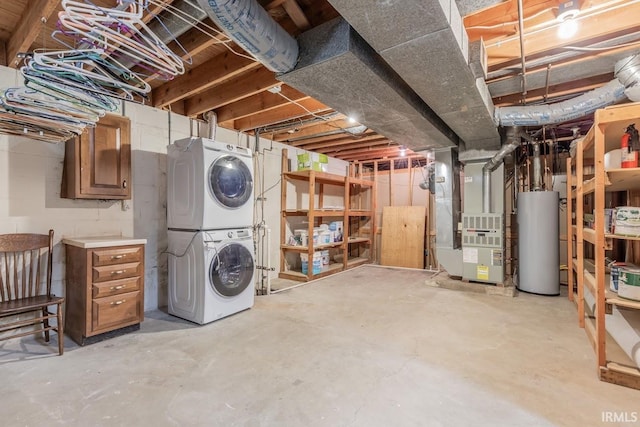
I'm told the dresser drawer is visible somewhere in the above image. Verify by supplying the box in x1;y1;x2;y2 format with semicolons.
92;291;141;333
92;277;141;298
92;262;142;283
93;246;142;267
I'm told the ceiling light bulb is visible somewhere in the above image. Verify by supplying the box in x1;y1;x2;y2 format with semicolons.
557;18;578;39
399;146;407;157
347;116;357;124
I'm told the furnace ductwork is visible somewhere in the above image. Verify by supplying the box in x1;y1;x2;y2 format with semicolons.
495;53;640;127
616;53;640;102
196;0;299;73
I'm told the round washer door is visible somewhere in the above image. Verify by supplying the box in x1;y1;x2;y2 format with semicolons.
209;243;254;297
208;155;253;209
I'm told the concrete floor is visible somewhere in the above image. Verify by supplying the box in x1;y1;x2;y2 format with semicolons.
1;265;638;426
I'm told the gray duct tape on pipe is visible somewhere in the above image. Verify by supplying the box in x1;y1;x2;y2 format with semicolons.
196;0;299;73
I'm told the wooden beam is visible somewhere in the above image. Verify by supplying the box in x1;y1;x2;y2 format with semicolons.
484;2;640;68
185;67;279;116
168;100;186;116
233;99;331;131
334;146;400;160
153;51;259;108
282;0;310;30
216;85;308;123
290;132;379;149
167;19;226;59
320;138;390;154
274;119;353;142
0;41;6;67
7;0;60;67
263;0;288;9
492;73;613;106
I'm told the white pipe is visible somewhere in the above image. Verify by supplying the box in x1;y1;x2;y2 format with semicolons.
195;0;298;73
266;226;272;295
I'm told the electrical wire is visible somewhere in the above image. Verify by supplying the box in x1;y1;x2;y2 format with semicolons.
147;0;259;63
162;231;199;257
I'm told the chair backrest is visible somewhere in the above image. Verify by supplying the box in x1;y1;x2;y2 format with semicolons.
0;230;54;302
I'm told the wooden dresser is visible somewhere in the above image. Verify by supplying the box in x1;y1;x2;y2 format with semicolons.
63;236;146;345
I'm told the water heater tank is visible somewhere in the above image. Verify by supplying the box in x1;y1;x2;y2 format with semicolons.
517;191;560;295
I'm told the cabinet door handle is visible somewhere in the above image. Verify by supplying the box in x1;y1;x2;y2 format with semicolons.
111;270;125;275
111;300;126;306
110;285;126;291
111;255;125;260
122;179;127;189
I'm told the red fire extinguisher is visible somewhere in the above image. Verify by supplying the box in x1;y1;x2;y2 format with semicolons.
621;124;639;168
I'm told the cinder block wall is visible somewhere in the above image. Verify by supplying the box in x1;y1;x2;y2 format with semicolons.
0;65;348;312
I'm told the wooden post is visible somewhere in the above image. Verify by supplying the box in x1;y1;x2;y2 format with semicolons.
594;111;606;369
566;157;574;302
280;149;288;275
576;138;585;329
389;159;394;206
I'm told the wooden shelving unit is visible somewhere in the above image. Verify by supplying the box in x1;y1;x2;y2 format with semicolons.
567;102;640;390
279;149;376;281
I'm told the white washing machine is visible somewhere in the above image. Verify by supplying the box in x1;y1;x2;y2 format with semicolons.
167;137;254;230
168;228;255;324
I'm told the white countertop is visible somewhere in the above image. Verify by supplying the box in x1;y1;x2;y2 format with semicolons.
62;236;147;248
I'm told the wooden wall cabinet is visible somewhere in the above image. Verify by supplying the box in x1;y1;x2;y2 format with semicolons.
61;113;131;200
64;237;146;345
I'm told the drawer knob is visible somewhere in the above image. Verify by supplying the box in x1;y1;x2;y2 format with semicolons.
110;285;126;291
111;300;126;306
111;255;125;260
111;270;125;275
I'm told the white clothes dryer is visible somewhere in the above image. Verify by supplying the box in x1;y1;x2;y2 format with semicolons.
167;137;254;230
168;228;255;324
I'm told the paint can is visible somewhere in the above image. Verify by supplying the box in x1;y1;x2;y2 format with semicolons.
615;207;640;236
610;262;627;292
619;267;640;301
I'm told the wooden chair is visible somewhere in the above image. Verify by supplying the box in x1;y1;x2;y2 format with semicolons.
0;230;64;355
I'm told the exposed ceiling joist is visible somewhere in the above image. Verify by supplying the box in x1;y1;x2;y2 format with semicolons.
493;72;614;106
296;133;382;150
282;0;310;30
321;139;391;155
7;0;59;67
234;99;331;131
186;67;279;117
273;118;352;142
216;85;308;124
153;51;259;108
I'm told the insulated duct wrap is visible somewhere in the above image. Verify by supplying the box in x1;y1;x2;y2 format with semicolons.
494;80;626;126
196;0;299;73
615;53;640;102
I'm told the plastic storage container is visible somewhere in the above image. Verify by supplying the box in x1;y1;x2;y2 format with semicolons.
300;252;322;274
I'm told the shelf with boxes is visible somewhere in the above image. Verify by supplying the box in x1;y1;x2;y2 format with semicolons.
279;149;375;282
567;101;640;389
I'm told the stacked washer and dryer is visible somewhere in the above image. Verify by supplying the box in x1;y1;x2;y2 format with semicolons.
167;138;255;324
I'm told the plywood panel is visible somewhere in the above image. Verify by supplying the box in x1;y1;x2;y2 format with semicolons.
380;206;425;268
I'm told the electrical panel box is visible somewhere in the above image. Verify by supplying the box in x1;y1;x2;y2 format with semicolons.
462;213;504;284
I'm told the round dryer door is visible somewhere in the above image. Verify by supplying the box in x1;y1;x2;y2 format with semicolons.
208;155;253;209
209;243;254;297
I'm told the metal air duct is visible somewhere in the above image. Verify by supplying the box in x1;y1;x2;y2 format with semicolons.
278;18;460;150
495;53;640;126
327;0;501;150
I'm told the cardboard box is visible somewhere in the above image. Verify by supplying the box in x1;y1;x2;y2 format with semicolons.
297;152;328;172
